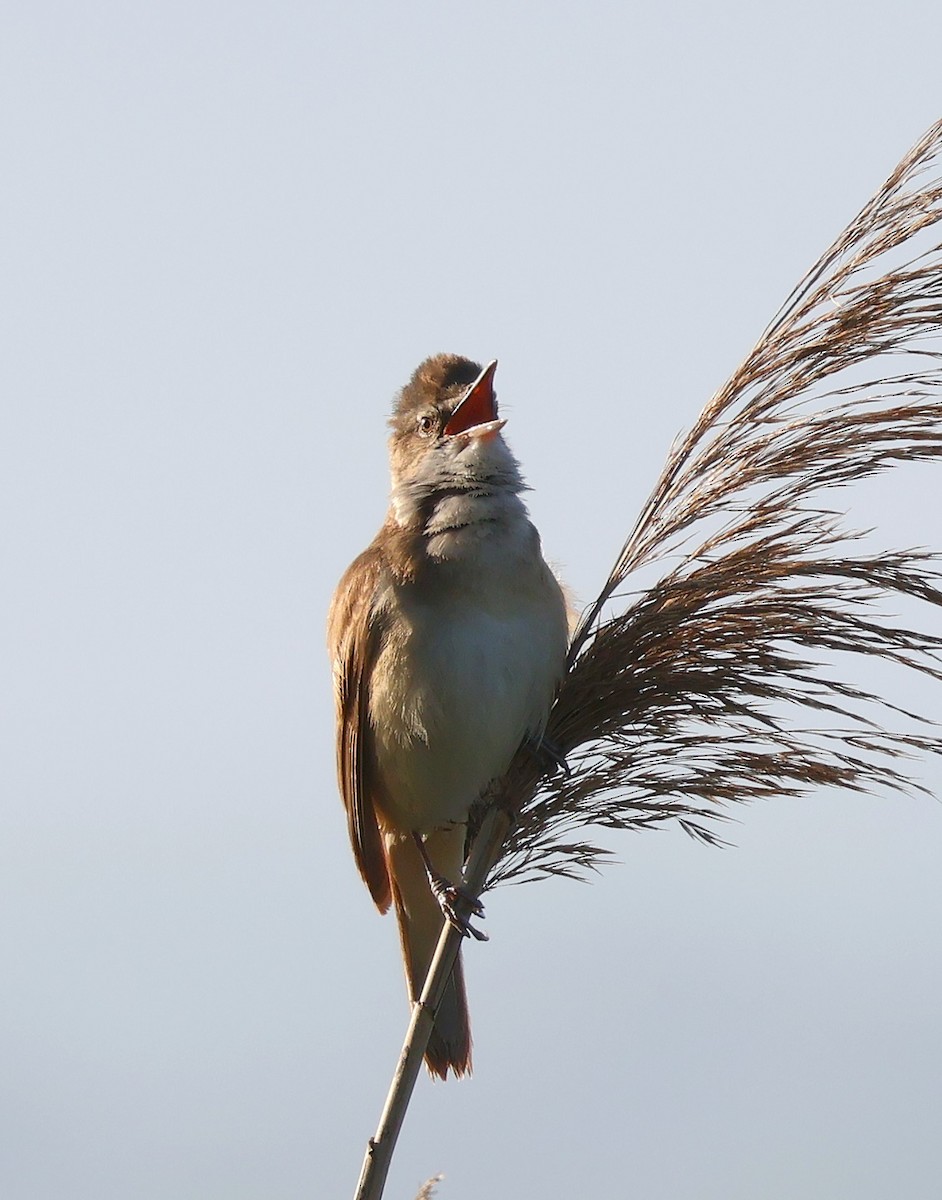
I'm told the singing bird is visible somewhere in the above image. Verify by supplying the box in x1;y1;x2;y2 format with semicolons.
327;355;568;1077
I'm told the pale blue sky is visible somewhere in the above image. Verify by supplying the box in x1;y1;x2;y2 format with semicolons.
2;3;942;1198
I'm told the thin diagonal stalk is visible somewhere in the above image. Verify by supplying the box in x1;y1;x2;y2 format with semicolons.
352;807;511;1200
351;117;942;1198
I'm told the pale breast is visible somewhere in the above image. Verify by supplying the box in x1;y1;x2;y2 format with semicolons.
369;524;568;832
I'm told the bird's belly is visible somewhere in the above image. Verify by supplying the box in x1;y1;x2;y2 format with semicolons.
371;600;565;833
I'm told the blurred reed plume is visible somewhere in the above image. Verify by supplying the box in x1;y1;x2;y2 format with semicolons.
483;119;942;888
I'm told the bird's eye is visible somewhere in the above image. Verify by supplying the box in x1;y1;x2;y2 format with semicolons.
417;413;435;437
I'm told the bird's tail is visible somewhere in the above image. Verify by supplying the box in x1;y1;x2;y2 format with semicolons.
385;825;472;1079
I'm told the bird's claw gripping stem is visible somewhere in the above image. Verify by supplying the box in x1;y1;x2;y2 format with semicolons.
428;874;488;942
413;831;488;941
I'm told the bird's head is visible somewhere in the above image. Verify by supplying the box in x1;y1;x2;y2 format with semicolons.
387;355;523;524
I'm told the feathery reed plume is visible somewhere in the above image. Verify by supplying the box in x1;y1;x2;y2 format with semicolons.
483;119;942;887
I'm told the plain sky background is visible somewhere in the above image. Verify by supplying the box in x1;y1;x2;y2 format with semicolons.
2;3;942;1199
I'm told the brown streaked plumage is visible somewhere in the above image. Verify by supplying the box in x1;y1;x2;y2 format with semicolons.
327;355;568;1077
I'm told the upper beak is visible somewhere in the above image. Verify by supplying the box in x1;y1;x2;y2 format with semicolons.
444;360;502;438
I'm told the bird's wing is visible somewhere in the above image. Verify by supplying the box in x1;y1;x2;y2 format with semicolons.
327;547;392;913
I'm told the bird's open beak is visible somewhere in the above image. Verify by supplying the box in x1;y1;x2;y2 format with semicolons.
444;360;504;439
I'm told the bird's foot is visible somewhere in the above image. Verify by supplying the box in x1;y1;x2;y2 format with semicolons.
526;733;571;778
427;871;488;942
411;833;487;940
